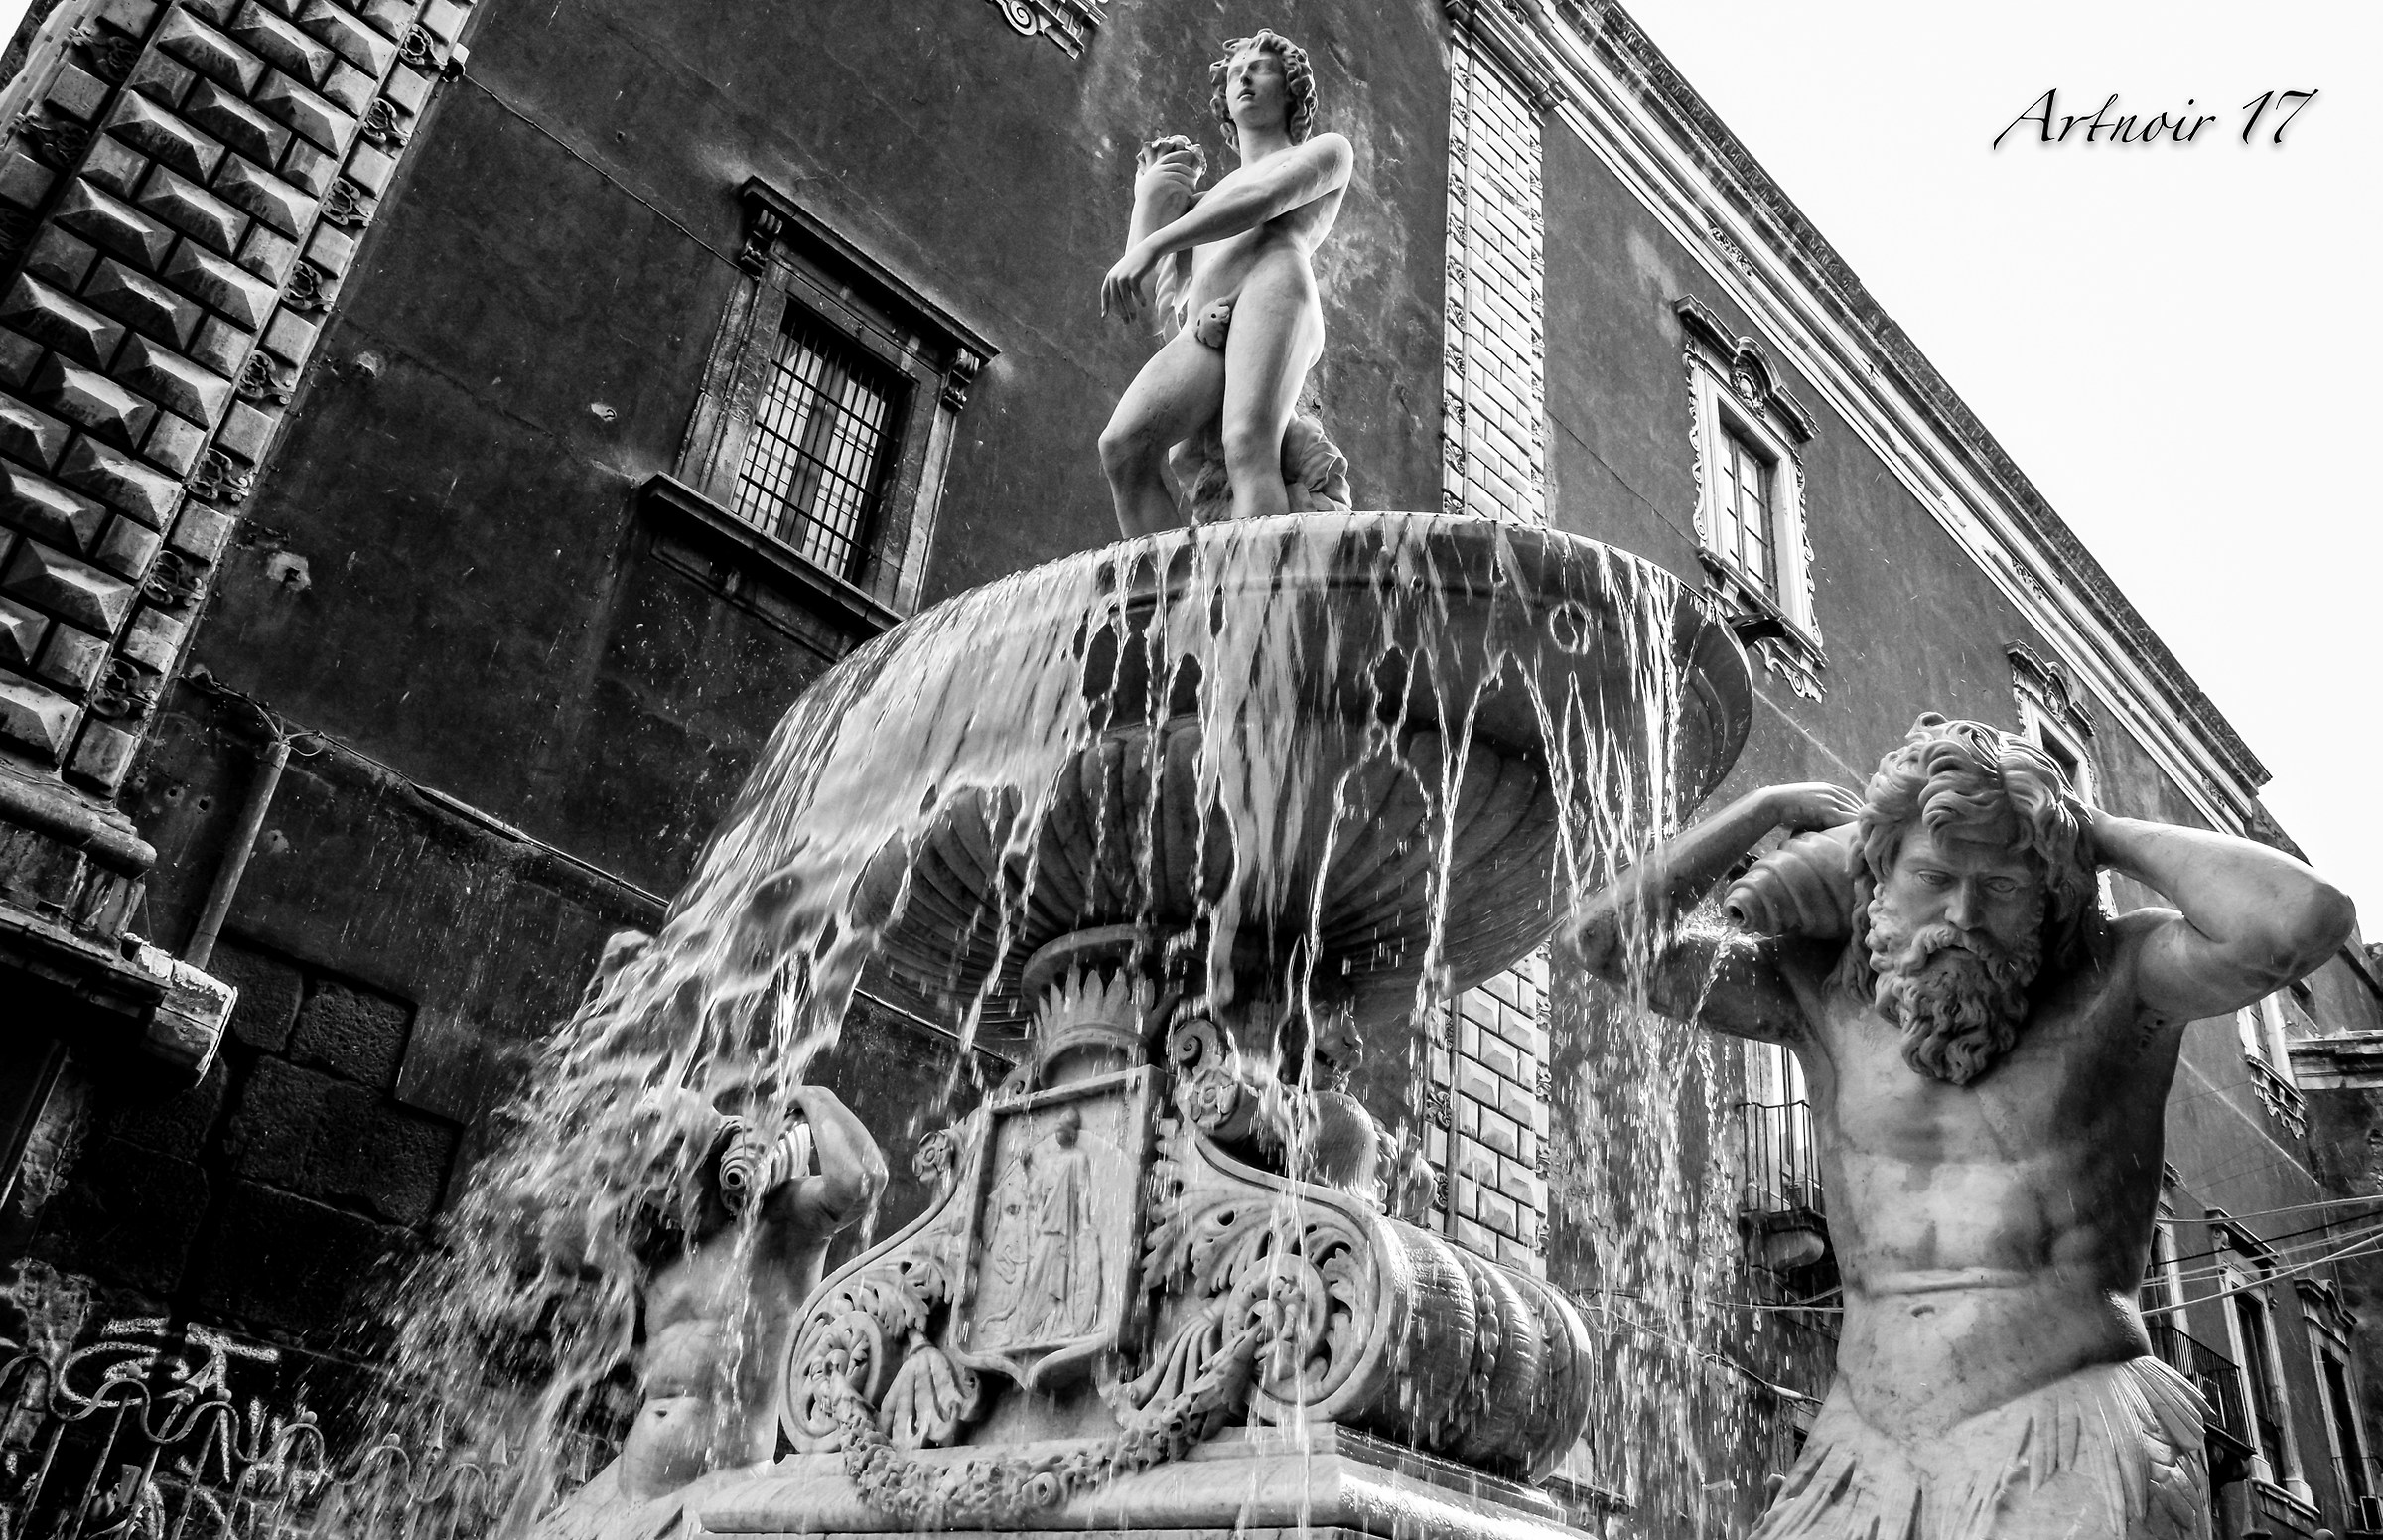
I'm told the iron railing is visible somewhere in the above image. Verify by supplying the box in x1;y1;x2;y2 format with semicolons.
1737;1099;1823;1219
0;1316;520;1540
2148;1319;2255;1461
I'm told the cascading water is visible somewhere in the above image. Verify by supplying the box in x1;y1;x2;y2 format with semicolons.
350;511;1754;1538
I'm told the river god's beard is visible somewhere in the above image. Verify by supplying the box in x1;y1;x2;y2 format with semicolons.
1866;903;2043;1086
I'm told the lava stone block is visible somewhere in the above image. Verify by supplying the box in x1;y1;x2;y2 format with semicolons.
99;1055;227;1159
31;1138;210;1297
288;978;410;1089
208;937;301;1050
224;1057;457;1224
191;1181;411;1335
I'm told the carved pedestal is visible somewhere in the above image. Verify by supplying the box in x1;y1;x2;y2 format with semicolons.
715;942;1597;1540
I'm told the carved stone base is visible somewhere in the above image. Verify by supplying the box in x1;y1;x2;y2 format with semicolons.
701;1425;1594;1540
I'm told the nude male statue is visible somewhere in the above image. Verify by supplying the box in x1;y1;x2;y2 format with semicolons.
1097;29;1352;536
1571;714;2356;1539
541;1074;886;1536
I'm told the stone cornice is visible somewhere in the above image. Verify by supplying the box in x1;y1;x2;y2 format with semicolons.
1481;0;2270;800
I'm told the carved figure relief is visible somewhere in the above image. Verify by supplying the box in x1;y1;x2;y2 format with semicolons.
954;1080;1144;1381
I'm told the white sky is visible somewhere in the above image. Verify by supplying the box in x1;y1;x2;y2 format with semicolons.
1621;0;2381;934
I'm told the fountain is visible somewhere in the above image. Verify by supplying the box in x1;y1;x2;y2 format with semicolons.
383;509;1752;1540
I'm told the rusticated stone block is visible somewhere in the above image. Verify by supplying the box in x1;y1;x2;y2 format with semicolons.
304;221;354;276
128;48;198;108
3;536;135;633
216;399;272;461
192;1181;412;1333
0;397;70;471
189;314;249;375
136;164;247;254
80;135;147;200
105;91;227;184
164;239;276;327
380;63;430;115
62;437;184;528
114;334;232;426
280;137;336;196
157;6;267;94
254;70;353;154
1;274;126;367
23;227;98;292
69;715;141;788
33;620;104;696
0;597;44;665
236;223;297;283
34;354;159;447
296;0;394;74
320;58;372;115
120;602;189;671
230;2;334;85
99;0;161;29
0;462;109;551
290;980;412;1089
32;1139;211;1296
168;500;232;560
209;938;302;1049
182;79;290;166
340;140;391;196
0;673;76;757
0;332;40;390
225;1059;458;1224
422;0;467;42
0;150;57;210
261;306;317;365
143;411;208;475
213;155;315;237
92;515;162;579
54;179;177;269
356;0;411;40
44;63;112;123
83;258;205;349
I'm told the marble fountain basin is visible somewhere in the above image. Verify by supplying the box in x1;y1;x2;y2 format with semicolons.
832;511;1755;1040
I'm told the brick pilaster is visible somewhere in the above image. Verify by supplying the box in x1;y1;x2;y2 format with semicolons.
1442;34;1546;527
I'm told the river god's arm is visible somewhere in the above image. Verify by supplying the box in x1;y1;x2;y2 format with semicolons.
1567;783;1860;1043
777;1085;888;1236
2094;811;2356;1022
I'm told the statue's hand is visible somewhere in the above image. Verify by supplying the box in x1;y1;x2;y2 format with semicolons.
1101;242;1162;322
1135;137;1204;203
1760;781;1864;835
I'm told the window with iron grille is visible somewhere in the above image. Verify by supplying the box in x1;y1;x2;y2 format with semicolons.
663;181;995;633
731;311;902;580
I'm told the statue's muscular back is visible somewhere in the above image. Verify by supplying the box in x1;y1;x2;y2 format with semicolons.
1773;914;2185;1439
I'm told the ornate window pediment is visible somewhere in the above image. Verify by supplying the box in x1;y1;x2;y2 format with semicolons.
984;0;1108;57
1676;298;1824;700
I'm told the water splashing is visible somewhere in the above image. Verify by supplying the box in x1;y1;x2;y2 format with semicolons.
356;512;1752;1535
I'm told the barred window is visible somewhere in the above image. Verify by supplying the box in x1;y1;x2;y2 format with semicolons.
731;312;899;579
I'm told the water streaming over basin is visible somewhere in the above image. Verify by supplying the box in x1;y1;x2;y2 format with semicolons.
359;512;1754;1535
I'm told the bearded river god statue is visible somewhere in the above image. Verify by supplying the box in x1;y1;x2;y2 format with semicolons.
1572;713;2358;1540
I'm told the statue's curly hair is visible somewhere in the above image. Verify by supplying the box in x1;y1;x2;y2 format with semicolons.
1833;713;2102;994
1210;30;1319;149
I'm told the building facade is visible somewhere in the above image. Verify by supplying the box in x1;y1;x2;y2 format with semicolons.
0;0;2375;1535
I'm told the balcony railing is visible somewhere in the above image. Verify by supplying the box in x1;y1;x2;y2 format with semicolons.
2147;1319;2256;1483
1739;1099;1829;1274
